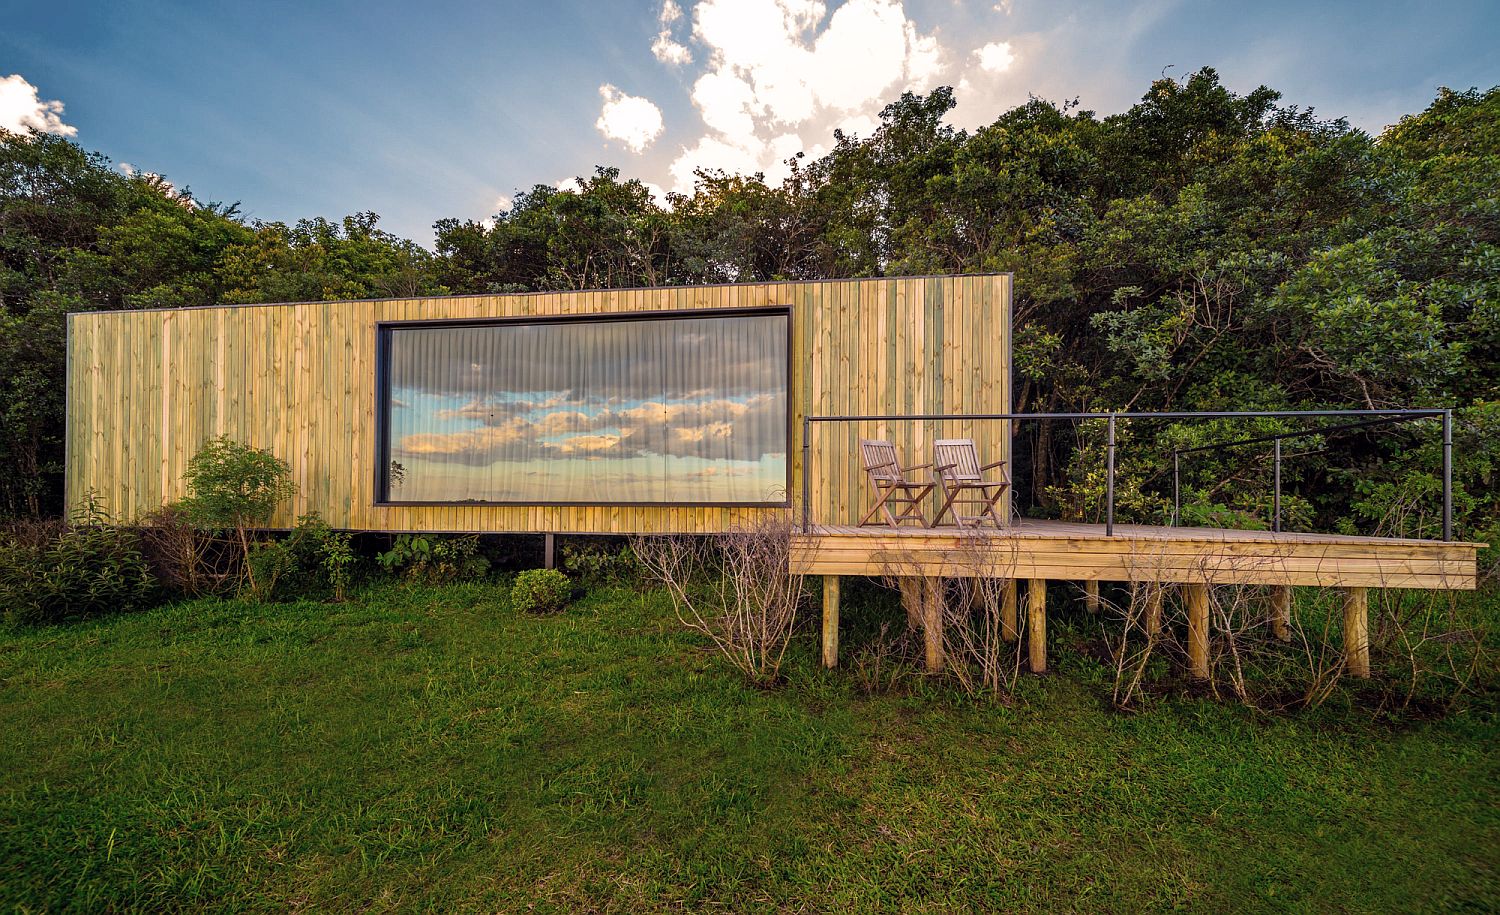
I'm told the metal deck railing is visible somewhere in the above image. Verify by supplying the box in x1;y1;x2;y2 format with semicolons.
800;409;1454;541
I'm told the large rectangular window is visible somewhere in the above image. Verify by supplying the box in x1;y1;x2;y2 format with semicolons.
377;308;790;505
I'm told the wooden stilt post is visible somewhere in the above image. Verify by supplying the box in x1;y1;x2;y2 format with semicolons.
1028;579;1047;673
1343;586;1370;679
898;578;923;632
1185;583;1210;680
1000;578;1018;642
1270;585;1292;642
922;577;944;673
1084;580;1100;614
821;575;841;669
543;533;556;570
1144;585;1164;638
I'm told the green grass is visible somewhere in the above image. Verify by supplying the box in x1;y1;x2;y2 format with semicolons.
0;580;1495;912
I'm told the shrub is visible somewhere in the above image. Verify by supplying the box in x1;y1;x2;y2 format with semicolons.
0;499;157;625
178;437;297;596
376;534;489;584
561;540;641;586
632;515;804;687
511;568;572;614
135;504;238;598
242;513;360;603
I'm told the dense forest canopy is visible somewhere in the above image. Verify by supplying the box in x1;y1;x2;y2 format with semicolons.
1;69;1495;545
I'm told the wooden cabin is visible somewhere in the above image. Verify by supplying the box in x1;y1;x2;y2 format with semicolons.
65;274;1012;533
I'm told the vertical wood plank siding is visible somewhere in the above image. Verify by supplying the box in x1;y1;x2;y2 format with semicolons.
66;275;1013;533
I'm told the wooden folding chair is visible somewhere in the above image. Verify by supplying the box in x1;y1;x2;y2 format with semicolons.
857;439;936;528
932;439;1010;528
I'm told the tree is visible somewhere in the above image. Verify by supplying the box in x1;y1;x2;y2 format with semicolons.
178;436;297;595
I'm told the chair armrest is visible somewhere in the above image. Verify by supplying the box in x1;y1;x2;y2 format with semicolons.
933;463;957;473
980;459;1008;472
901;462;934;473
864;459;897;471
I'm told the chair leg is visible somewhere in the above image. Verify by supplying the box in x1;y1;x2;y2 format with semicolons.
980;484;1009;527
859;486;898;527
933;479;962;527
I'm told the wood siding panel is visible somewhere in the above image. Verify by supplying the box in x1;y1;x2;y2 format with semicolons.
66;275;1013;533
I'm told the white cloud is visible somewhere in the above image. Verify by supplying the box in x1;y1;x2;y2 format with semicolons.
652;32;693;65
975;40;1015;73
653;2;694;66
0;74;77;137
663;0;953;193
595;84;665;153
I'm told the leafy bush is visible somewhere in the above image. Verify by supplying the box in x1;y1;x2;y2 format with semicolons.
561;540;641;586
243;514;359;603
0;500;156;625
510;568;572;614
178;437;297;596
376;534;489;584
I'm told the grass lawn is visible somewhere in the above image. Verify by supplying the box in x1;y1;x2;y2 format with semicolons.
0;579;1495;912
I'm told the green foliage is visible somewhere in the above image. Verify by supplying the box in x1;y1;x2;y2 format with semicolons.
510;568;572;614
376;534;489;584
560;540;641;586
0;497;156;625
243;513;359;603
178;437;297;531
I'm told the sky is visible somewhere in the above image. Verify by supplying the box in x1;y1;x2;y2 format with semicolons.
3;0;1497;245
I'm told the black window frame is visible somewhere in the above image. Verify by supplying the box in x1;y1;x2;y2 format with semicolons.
373;305;794;508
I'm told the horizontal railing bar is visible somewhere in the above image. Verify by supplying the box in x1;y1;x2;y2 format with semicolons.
807;409;1446;422
1172;414;1424;456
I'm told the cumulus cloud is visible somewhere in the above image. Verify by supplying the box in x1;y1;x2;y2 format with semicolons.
595;84;665;153
662;0;955;192
975;40;1015;73
0;74;77;137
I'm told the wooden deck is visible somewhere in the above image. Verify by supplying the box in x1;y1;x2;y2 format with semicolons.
792;520;1480;590
799;520;1483;677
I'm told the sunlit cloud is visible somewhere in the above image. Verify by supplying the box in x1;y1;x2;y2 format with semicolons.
0;73;77;137
975;40;1015;73
595;83;665;153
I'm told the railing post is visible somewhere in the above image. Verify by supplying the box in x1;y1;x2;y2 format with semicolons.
1172;451;1180;527
802;415;812;532
1106;412;1116;536
1272;437;1282;534
1442;409;1453;542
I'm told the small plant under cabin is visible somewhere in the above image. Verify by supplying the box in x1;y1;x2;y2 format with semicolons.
510;568;572;614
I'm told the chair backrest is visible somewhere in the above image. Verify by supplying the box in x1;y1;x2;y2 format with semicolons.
860;439;902;483
934;439;982;481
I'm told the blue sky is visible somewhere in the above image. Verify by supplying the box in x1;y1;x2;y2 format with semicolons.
3;0;1496;245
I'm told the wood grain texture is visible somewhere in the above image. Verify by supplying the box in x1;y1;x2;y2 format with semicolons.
790;521;1481;590
66;275;1013;533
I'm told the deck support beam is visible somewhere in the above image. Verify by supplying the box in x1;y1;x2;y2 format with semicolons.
1028;579;1047;673
1343;587;1370;679
922;578;944;673
1185;583;1210;679
1138;583;1164;637
1000;579;1018;642
821;575;841;669
1084;580;1100;614
1270;586;1292;642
